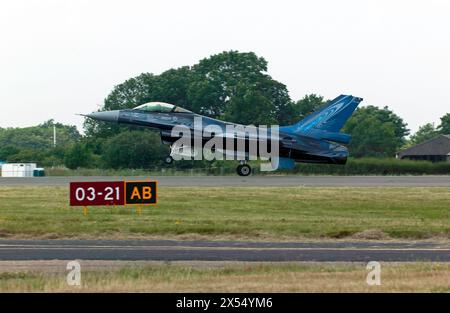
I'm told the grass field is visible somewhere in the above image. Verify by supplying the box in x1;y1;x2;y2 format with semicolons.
0;262;448;292
0;186;449;240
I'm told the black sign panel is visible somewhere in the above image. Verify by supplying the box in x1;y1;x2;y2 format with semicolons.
125;181;158;205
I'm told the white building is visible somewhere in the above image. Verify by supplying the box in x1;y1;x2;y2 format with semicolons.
1;163;37;177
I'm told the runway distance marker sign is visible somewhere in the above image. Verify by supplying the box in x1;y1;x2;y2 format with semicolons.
69;180;157;207
69;181;124;206
125;181;158;205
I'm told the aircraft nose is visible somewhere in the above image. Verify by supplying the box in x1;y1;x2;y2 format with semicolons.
84;110;120;122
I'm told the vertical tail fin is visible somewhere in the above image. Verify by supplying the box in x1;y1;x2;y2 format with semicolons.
296;95;362;133
281;95;363;144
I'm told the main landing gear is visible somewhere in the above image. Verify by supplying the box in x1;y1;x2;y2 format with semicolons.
236;162;251;176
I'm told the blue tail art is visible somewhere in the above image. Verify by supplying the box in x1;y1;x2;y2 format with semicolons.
281;95;363;144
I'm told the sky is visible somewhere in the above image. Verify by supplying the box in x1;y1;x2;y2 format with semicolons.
0;0;449;135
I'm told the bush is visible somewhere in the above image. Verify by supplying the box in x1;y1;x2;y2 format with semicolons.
102;130;168;169
64;143;93;169
278;158;450;175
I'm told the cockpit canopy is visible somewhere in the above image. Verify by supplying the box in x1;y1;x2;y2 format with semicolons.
133;102;192;113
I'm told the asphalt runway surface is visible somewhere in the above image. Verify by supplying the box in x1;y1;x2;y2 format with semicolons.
0;240;449;262
0;175;449;187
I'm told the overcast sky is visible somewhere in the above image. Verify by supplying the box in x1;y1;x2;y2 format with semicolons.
1;0;449;134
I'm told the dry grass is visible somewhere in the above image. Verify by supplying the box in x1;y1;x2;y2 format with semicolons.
0;262;449;292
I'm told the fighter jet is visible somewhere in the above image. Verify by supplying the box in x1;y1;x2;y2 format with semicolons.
84;95;363;176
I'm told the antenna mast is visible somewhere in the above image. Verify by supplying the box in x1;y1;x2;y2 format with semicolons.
53;125;56;147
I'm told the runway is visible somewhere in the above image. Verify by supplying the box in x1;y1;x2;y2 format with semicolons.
0;240;449;262
0;175;449;187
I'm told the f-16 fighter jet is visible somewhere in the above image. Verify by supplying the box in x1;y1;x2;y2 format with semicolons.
84;95;362;176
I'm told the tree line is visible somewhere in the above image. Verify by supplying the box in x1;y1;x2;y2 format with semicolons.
1;51;449;169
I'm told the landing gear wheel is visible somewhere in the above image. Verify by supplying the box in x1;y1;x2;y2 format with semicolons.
164;156;173;165
236;164;251;176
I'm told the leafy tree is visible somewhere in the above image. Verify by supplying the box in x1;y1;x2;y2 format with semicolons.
102;131;168;169
409;123;438;145
0;120;81;166
86;51;295;140
83;73;159;139
0;120;80;150
64;143;93;169
84;67;193;139
437;113;450;135
103;73;158;111
188;51;267;116
7;149;46;163
153;67;192;109
288;94;326;124
262;79;293;125
343;106;409;158
188;51;292;124
224;83;278;125
0;145;20;161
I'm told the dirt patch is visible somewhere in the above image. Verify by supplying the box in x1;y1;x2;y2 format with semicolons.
0;229;14;238
352;229;390;240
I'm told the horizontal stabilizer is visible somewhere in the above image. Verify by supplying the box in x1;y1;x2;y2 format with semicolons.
308;130;352;145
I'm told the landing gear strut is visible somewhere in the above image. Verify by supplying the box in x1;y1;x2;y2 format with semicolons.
236;163;251;176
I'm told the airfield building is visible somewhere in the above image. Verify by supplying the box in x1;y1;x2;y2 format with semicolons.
397;134;450;162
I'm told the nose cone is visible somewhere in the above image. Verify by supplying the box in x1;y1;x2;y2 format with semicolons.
84;110;120;123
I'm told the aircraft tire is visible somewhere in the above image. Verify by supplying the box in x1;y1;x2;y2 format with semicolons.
164;156;173;164
236;164;251;176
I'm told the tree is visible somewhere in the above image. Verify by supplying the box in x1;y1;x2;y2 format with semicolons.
0;120;81;166
0;145;20;161
153;67;192;109
83;73;159;139
0;120;80;150
343;106;409;158
188;51;267;117
85;51;294;141
288;94;326;124
64;143;93;169
102;131;168;169
7;149;46;163
437;113;450;135
224;83;278;125
188;51;292;124
84;67;193;139
409;123;438;145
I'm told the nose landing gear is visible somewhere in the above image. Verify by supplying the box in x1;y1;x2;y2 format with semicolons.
164;155;173;165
